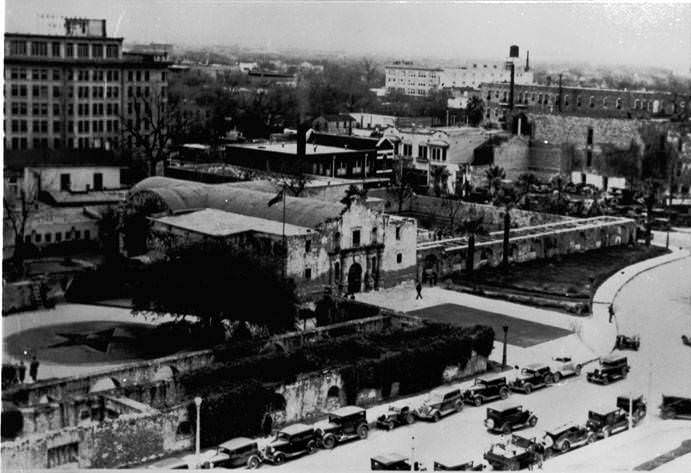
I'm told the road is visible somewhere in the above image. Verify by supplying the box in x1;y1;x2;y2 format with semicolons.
269;253;691;470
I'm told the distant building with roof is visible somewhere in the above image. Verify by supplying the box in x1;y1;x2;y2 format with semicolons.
128;177;417;299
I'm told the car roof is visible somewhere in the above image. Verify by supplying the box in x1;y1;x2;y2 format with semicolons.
601;354;627;363
218;437;255;450
329;405;365;416
477;375;505;383
372;453;408;464
490;402;522;412
589;404;618;415
523;363;548;369
546;422;579;434
279;423;312;435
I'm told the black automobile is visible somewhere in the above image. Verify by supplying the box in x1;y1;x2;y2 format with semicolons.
616;395;647;424
660;395;691;420
371;453;418;471
376;405;416;430
586;355;630;385
203;437;263;469
510;364;554;394
586;406;633;438
483;435;544;471
484;403;538;435
463;377;510;407
541;422;595;456
614;334;640;351
262;423;318;464
315;405;369;449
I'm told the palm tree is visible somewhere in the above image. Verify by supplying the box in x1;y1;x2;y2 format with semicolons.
431;166;451;197
459;216;486;275
485;165;506;198
493;184;522;270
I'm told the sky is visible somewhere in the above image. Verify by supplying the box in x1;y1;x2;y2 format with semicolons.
4;1;691;72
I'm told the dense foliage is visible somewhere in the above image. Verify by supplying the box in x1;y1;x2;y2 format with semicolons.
131;241;298;334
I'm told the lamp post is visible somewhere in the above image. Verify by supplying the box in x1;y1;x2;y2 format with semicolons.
502;325;509;369
194;396;202;457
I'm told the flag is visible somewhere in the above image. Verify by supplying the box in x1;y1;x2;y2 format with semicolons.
267;189;284;207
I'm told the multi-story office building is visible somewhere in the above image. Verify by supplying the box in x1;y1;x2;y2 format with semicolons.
384;62;443;96
4;18;170;154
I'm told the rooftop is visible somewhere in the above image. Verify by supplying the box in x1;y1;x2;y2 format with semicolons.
481;81;673;96
227;142;364;156
150;208;312;238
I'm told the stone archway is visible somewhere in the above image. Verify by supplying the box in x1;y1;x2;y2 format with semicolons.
348;263;362;294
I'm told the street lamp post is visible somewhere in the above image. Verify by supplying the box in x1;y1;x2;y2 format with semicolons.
502;325;509;369
194;396;203;457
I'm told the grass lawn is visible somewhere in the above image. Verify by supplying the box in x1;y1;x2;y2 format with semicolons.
455;245;669;299
406;303;571;347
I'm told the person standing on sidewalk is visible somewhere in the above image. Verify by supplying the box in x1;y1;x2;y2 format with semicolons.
29;356;40;382
415;281;423;300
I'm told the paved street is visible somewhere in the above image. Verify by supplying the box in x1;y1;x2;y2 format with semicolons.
267;251;691;470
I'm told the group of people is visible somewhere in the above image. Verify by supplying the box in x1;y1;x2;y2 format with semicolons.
5;356;40;385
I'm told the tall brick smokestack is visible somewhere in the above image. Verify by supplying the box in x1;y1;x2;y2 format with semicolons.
297;121;310;161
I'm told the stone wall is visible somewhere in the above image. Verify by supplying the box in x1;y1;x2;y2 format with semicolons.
369;190;570;233
418;216;637;276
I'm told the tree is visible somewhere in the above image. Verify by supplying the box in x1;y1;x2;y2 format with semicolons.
466;96;485;127
121;89;187;177
3;181;37;275
390;162;415;213
493;183;522;270
341;184;368;209
431;166;450;197
485;165;506;198
458;215;486;275
131;241;298;334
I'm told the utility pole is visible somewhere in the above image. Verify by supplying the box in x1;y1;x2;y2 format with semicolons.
558;73;563;113
502;325;509;369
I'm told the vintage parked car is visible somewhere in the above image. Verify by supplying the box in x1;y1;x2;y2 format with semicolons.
484;403;538;435
315;405;369;449
660;395;691;420
203;437;263;469
376;405;416;430
614;334;640;351
483;435;544;471
541;422;595;455
261;423;318;464
616;395;647;423
509;364;554;394
586;404;638;439
433;460;485;471
547;356;583;382
414;387;463;422
463;377;510;406
370;453;419;471
586;355;630;385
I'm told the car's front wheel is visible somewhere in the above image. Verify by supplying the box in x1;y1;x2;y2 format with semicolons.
552;372;561;383
357;425;369;440
454;400;463;412
273;453;286;465
499;388;509;400
432;412;441;422
247;455;261;469
524;384;533;394
575;365;582;376
502;423;512;435
474;396;483;407
528;416;538;427
306;441;317;454
406;413;415;425
560;440;571;452
602;428;611;438
544;374;554;384
322;435;337;449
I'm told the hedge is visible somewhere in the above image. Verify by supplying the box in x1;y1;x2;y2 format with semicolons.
175;323;494;445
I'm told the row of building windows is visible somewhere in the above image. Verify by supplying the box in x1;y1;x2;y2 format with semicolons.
8;119;120;134
8;101;121;117
8;136;120;150
27;228;93;244
487;89;664;112
6;67;165;83
8;40;119;59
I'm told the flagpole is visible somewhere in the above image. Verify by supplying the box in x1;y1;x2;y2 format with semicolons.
282;183;286;278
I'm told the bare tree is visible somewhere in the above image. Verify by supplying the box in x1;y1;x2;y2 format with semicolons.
121;89;188;177
390;160;414;213
3;180;37;272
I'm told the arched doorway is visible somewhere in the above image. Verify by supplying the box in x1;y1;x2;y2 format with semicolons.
348;263;362;294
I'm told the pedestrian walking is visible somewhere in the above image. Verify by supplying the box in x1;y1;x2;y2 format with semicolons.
608;304;615;324
18;360;26;383
29;356;39;383
415;281;423;300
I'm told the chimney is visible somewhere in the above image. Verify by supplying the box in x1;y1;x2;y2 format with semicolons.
297;121;310;161
525;51;530;72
